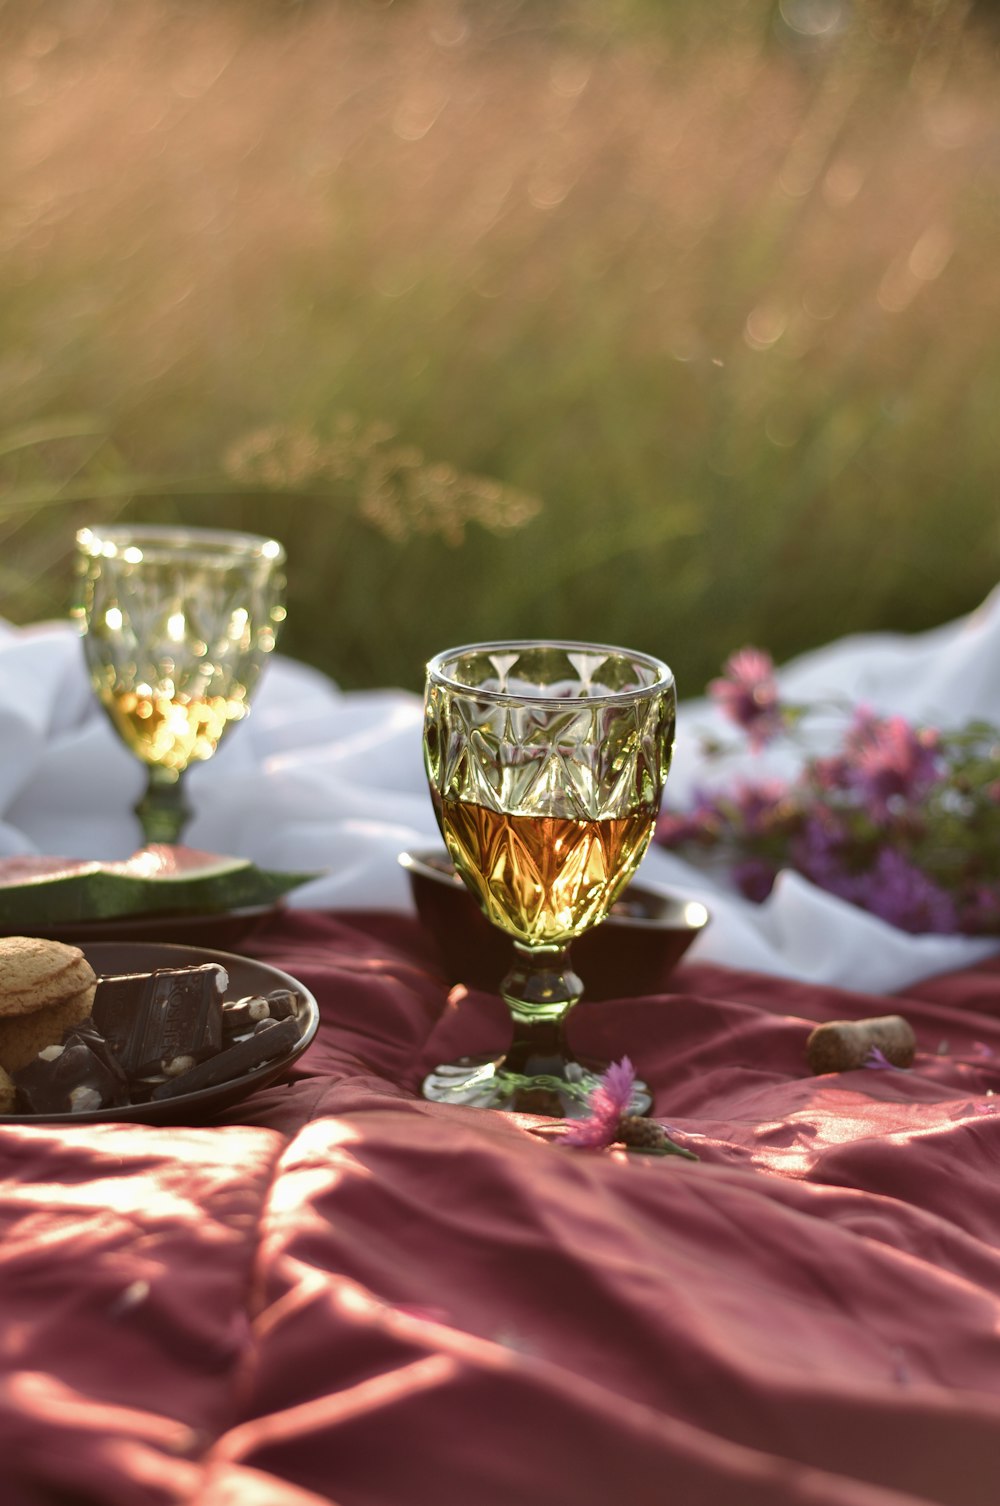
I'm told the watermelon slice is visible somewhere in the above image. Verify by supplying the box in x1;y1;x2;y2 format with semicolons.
0;846;321;927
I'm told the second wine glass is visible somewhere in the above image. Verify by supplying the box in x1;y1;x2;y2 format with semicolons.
422;640;676;1117
74;524;286;845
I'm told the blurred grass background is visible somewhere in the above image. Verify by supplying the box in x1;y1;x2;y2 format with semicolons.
1;0;999;693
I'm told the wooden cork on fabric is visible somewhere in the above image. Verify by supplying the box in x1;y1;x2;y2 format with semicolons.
806;1014;916;1074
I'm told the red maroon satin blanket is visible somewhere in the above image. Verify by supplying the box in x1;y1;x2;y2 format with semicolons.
3;911;1000;1506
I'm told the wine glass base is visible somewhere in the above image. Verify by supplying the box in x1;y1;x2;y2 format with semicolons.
421;1053;652;1120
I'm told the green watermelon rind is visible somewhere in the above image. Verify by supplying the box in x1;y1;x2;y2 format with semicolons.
0;858;321;926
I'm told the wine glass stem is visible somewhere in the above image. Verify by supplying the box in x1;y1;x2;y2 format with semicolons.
135;765;193;845
499;944;582;1076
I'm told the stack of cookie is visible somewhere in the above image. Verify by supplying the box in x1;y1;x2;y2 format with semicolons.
0;938;97;1111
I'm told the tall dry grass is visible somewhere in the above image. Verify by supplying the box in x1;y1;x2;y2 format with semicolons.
1;0;999;688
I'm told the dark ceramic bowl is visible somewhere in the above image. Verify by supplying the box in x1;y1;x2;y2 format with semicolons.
399;848;709;1001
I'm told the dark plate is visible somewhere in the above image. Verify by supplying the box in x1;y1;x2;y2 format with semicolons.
0;941;320;1127
0;904;281;951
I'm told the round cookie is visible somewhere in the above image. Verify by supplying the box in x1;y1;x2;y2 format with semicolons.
0;985;96;1074
0;937;96;1017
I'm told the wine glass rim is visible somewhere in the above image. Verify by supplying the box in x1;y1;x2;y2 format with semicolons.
426;639;674;704
76;524;285;565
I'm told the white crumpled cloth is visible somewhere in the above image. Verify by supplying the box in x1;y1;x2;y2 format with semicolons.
3;591;1000;996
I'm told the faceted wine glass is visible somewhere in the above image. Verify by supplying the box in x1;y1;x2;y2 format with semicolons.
73;524;286;845
422;640;676;1117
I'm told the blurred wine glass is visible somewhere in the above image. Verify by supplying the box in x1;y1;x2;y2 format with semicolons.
74;524;286;845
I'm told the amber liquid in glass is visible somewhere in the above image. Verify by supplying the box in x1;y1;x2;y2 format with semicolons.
102;687;249;772
435;793;655;948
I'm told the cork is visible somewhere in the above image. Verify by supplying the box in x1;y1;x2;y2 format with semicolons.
806;1014;916;1075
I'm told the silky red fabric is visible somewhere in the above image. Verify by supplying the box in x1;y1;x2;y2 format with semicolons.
3;910;1000;1506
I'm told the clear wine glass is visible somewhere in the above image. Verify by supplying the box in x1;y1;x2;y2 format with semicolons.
73;524;286;845
422;640;676;1117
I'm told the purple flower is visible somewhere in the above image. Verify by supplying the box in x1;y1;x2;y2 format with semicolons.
729;777;790;835
791;813;854;894
563;1058;636;1148
863;1046;897;1070
656;796;722;847
653;642;1000;939
732;857;778;902
562;1061;699;1160
789;817;959;933
659;779;790;856
708;648;783;750
843;710;942;822
856;849;959;935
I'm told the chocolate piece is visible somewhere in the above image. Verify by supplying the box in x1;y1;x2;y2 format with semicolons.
221;990;298;1038
249;1017;286;1045
265;989;297;1021
222;995;272;1038
71;1023;132;1094
92;964;226;1077
149;1014;300;1100
14;1029;129;1114
806;1014;916;1074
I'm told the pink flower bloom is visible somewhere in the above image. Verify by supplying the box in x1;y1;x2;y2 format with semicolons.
843;709;942;821
809;754;853;792
708;648;783;750
563;1057;636;1148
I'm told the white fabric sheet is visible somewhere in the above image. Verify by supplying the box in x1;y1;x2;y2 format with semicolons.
3;593;1000;995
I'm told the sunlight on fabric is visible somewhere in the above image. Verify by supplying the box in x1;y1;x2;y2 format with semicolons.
11;1170;206;1224
3;1126;274;1244
215;1352;460;1460
8;1368;200;1458
314;1350;462;1420
266;1121;365;1219
749;1089;994;1177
